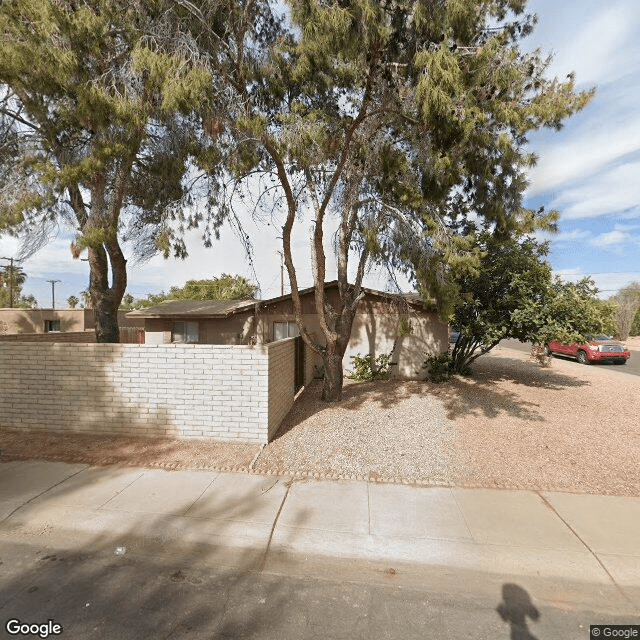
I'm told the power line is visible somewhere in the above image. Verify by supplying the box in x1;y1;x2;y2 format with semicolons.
0;256;20;308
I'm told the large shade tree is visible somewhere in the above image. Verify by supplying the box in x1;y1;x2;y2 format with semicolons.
0;0;213;341
206;0;592;400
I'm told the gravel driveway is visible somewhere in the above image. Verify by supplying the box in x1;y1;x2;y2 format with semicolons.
2;346;639;496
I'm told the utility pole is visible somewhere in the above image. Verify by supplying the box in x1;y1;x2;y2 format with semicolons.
46;279;61;309
276;251;284;296
1;256;17;308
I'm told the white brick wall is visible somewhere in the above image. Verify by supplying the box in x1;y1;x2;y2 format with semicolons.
0;341;298;444
267;339;296;440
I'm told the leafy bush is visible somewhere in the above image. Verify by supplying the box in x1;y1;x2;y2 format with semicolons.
348;353;392;381
423;352;454;383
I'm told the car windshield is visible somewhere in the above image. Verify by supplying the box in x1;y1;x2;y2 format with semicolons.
586;334;613;342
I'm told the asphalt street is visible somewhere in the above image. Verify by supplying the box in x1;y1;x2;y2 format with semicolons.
1;539;637;640
499;339;640;377
1;461;640;639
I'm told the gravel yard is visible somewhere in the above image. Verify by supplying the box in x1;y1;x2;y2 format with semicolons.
1;346;639;495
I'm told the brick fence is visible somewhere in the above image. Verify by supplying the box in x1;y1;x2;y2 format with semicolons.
0;331;97;343
0;338;305;444
0;328;144;344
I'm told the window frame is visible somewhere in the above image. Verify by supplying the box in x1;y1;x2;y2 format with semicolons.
273;320;299;341
172;320;199;344
44;319;61;333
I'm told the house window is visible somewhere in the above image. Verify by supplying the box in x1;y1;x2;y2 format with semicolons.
273;321;299;341
172;321;199;343
44;320;61;333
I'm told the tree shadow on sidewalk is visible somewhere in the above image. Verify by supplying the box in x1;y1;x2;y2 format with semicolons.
0;473;311;640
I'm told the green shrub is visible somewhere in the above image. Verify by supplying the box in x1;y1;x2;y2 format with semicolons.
423;352;454;383
348;353;392;381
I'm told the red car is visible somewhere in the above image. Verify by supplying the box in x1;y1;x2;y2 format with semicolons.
545;335;631;365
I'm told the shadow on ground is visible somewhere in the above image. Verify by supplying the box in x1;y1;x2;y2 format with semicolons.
497;583;541;640
0;428;260;470
275;355;589;438
1;465;635;637
431;355;590;422
0;472;309;639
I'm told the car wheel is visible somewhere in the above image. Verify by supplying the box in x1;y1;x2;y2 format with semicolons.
576;350;590;365
544;344;552;356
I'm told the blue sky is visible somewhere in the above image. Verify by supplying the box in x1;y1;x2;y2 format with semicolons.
1;0;639;307
524;0;640;296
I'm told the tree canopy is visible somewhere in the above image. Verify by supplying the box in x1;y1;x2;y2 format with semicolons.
0;262;37;308
205;0;592;399
444;233;617;375
0;0;212;340
120;274;257;310
610;282;640;340
0;0;594;399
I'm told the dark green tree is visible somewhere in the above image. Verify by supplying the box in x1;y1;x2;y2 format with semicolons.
0;263;38;308
631;309;640;337
0;263;26;307
443;233;617;375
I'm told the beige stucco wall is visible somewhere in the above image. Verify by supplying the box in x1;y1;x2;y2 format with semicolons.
0;331;97;343
139;290;448;379
344;311;447;379
0;309;143;334
0;309;92;334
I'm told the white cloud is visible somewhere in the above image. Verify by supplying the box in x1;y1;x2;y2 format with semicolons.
527;118;640;196
553;268;640;297
614;222;640;232
554;267;584;277
591;230;627;246
547;2;640;87
538;229;590;243
548;161;640;220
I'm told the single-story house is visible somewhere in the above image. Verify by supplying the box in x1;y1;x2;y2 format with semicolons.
0;308;143;335
127;282;448;379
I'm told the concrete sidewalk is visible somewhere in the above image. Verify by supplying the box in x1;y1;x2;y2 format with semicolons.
1;460;639;613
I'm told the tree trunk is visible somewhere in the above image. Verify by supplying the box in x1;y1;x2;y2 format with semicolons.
87;239;127;343
322;344;344;401
93;292;120;343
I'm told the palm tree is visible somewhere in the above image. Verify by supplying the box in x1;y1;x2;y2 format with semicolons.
0;263;26;308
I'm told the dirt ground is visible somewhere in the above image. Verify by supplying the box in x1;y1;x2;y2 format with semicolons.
625;335;640;349
1;346;639;495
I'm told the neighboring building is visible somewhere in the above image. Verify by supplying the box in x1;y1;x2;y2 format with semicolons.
127;282;448;379
0;308;144;335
